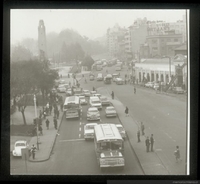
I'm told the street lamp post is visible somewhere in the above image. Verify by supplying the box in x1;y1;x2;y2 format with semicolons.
33;95;39;150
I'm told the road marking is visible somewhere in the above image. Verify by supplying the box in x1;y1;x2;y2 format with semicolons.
79;127;81;131
59;138;84;142
165;132;172;139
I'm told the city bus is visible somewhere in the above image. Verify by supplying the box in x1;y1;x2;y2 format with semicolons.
94;124;125;171
63;96;81;119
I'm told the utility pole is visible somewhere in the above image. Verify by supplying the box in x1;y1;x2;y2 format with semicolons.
33;95;39;150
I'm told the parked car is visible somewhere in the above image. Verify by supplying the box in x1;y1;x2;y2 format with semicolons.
173;87;184;94
153;83;160;90
100;96;110;106
79;96;88;105
145;82;154;88
105;106;117;117
112;73;120;82
116;124;126;139
116;78;124;85
87;107;100;121
12;140;29;157
84;123;98;140
82;89;90;97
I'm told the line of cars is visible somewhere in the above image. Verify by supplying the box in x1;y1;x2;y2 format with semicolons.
74;90;127;141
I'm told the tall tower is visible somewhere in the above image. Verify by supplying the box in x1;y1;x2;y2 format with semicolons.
38;20;47;66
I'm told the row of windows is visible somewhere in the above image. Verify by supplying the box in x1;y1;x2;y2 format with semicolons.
151;38;180;44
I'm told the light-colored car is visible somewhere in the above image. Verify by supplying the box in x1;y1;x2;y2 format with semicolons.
87;107;100;121
173;87;184;94
82;89;90;97
90;90;97;96
153;83;159;90
84;123;98;140
145;82;154;88
105;106;117;117
100;96;110;106
93;93;101;98
66;89;72;96
12;140;29;157
89;96;102;110
59;79;66;84
116;124;126;139
116;78;124;85
90;75;95;81
57;86;66;93
79;96;88;105
97;73;103;81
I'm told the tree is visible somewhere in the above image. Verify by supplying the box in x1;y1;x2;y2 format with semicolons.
81;55;95;70
10;60;58;125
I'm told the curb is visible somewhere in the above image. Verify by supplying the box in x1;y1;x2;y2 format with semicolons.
28;112;65;162
110;101;145;175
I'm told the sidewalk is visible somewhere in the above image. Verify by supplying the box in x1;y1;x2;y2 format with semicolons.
28;109;64;162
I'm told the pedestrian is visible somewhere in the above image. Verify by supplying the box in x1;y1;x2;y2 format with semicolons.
134;87;136;94
125;79;127;84
111;91;114;99
54;117;58;130
174;145;182;162
49;104;52;115
31;144;37;159
45;119;50;130
145;136;150;152
93;87;95;91
85;78;87;83
137;129;141;142
150;134;154;151
141;122;145;135
125;106;129;116
43;109;47;119
68;73;70;78
38;125;43;136
46;102;50;115
56;109;60;119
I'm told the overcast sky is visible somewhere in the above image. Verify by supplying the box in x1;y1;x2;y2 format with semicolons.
10;9;186;45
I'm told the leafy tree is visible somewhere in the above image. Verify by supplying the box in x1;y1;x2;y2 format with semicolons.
81;55;95;70
10;60;58;125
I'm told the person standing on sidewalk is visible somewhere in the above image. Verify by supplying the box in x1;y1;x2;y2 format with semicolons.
137;129;141;142
141;122;145;135
49;104;52;115
38;125;43;136
174;145;182;162
54;117;58;130
145;136;150;152
134;87;136;94
45;119;50;130
125;106;129;116
150;134;154;152
31;144;37;160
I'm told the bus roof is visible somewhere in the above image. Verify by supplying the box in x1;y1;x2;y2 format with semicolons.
94;124;123;142
64;96;79;105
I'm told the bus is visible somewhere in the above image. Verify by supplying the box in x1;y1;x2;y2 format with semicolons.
104;74;112;84
63;96;81;119
94;124;125;171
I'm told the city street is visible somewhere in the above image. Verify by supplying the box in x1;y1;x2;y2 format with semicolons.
10;64;187;175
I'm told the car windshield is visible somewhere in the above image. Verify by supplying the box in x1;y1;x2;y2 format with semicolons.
92;100;100;104
16;143;26;147
89;109;98;112
107;107;115;110
85;125;96;130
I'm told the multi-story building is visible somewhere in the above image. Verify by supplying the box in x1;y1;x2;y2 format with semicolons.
145;30;183;57
107;24;126;58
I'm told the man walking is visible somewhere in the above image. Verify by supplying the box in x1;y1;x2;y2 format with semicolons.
137;129;141;142
174;145;182;162
125;106;129;116
38;125;43;136
150;134;154;152
56;109;60;119
145;136;150;152
111;91;114;99
141;122;145;135
134;87;136;94
45;119;50;130
54;117;58;130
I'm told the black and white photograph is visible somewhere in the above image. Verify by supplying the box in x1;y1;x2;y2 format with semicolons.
7;7;193;178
